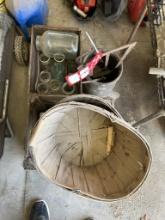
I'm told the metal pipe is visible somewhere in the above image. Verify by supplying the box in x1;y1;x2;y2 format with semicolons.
115;42;137;68
132;109;165;127
0;80;9;123
127;4;148;44
86;32;99;53
103;42;137;68
103;42;137;57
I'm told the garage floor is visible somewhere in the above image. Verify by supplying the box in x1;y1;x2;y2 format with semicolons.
0;1;165;220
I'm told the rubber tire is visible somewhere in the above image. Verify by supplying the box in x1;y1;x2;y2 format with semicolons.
14;36;29;66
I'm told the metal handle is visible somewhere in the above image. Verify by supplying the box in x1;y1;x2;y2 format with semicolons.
132;109;165;128
0;79;9;123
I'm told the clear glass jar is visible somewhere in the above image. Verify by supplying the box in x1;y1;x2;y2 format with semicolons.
36;31;79;59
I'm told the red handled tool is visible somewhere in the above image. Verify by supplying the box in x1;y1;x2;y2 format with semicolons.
75;0;96;13
66;51;103;86
66;32;103;86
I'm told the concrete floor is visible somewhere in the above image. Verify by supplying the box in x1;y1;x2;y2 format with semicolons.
0;0;165;219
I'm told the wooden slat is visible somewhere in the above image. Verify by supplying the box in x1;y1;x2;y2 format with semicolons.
83;166;107;197
96;160;119;196
72;166;89;192
39;146;61;180
56;162;74;188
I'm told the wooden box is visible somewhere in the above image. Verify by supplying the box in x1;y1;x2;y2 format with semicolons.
24;25;81;168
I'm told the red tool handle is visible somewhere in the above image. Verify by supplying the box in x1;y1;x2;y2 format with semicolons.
66;51;103;86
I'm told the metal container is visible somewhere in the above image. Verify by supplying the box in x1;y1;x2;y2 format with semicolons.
83;54;123;97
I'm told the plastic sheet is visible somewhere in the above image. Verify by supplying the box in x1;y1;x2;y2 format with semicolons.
6;0;48;38
103;0;128;22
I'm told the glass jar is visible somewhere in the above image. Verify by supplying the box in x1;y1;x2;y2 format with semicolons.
36;30;79;59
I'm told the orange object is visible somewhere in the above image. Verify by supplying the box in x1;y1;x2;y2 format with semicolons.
128;0;146;23
76;0;96;13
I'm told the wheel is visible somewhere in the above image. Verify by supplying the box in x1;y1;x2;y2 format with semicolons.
14;36;29;65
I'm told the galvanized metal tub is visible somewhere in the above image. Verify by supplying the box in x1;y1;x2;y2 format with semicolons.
83;54;123;97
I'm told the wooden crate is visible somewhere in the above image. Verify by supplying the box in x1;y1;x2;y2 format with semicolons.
24;25;81;168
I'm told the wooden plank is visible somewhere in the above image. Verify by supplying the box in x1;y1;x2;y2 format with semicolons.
39;145;61;180
107;127;114;155
56;162;74;188
105;158;125;192
83;166;107;197
96;160;120;196
72;166;89;193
